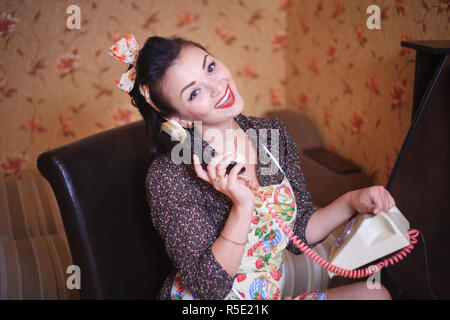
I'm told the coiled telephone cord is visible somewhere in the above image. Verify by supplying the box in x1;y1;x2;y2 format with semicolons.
240;176;420;279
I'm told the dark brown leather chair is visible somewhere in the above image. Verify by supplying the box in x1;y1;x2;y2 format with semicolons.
37;120;171;299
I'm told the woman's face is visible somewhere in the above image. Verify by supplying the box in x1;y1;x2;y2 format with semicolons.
161;45;244;127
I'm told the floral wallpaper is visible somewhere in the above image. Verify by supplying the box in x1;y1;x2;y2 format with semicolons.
0;0;448;187
286;0;448;185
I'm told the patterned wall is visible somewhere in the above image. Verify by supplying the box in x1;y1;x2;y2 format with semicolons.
0;0;449;186
0;0;287;181
286;0;449;184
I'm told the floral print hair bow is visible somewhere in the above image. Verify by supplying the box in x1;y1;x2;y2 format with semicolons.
108;33;160;112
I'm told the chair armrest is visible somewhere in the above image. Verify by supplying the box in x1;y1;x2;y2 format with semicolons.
303;147;361;174
301;150;373;207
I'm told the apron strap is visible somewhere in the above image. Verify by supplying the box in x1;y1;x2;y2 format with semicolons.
261;143;285;176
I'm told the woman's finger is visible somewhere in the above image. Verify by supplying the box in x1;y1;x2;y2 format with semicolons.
389;193;396;210
207;151;234;181
383;189;396;210
377;187;386;214
216;152;237;177
237;174;250;183
228;161;246;185
383;189;390;213
192;154;209;182
372;186;384;214
376;186;388;213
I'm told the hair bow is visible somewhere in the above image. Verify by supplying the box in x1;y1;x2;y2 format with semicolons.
108;33;160;112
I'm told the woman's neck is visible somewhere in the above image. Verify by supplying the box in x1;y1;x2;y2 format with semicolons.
200;118;241;154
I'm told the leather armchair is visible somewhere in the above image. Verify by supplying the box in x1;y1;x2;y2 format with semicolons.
37;110;372;300
37;120;171;299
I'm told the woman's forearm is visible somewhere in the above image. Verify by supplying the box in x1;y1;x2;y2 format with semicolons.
211;203;253;278
304;191;355;245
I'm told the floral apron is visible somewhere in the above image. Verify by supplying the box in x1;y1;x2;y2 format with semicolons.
170;144;327;300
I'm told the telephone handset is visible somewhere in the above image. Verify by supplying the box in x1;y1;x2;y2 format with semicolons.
197;152;247;175
159;119;246;175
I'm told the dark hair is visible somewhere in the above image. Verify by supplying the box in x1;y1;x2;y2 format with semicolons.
127;35;211;161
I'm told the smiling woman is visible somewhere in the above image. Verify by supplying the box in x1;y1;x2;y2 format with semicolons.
108;34;393;301
161;45;245;131
119;35;245;159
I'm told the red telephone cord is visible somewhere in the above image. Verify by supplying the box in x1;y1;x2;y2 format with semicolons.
241;176;419;279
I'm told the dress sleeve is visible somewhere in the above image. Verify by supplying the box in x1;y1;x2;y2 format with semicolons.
274;118;318;254
146;157;234;300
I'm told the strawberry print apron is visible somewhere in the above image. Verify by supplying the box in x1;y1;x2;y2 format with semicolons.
170;144;327;300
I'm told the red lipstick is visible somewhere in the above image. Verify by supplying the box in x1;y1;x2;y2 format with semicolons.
215;85;235;109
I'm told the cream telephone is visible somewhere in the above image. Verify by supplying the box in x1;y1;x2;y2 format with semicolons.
268;202;419;279
326;205;416;278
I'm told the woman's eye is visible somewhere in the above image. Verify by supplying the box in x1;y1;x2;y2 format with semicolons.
208;61;216;72
188;61;216;101
189;90;199;101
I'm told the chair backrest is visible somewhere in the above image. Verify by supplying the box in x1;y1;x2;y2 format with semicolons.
37;120;172;299
265;109;323;153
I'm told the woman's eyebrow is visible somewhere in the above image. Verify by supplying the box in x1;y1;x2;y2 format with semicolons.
179;54;210;98
202;54;209;69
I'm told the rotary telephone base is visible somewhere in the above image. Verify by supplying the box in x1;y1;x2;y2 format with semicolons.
327;205;415;278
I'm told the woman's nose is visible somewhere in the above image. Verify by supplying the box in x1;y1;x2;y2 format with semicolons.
211;81;227;98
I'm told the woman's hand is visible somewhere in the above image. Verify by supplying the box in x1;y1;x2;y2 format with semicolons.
192;151;255;211
347;185;396;215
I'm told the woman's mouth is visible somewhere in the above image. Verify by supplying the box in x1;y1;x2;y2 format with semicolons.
215;84;235;109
